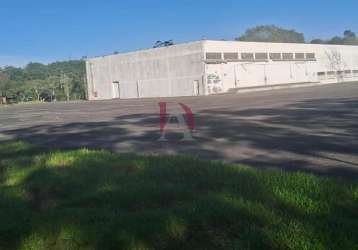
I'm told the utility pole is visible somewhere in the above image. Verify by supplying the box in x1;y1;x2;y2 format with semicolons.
83;74;88;100
48;76;57;102
60;71;71;102
65;73;70;102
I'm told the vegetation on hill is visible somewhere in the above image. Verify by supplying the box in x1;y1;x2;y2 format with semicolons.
236;25;358;46
236;25;305;43
0;60;86;103
311;30;358;45
0;141;357;250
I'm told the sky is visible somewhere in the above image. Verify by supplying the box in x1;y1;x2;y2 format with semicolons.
1;0;357;67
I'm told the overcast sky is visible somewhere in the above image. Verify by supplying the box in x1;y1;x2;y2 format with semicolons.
1;0;357;67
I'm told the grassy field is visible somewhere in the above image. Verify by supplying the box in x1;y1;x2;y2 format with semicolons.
0;142;357;250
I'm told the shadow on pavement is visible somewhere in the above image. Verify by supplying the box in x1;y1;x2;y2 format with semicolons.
2;97;358;178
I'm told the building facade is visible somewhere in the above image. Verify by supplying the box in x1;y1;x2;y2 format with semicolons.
86;40;358;100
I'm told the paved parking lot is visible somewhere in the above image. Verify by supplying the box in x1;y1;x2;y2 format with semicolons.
1;82;358;177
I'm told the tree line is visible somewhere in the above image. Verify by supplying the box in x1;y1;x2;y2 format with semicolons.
237;25;358;45
0;60;86;103
154;25;358;47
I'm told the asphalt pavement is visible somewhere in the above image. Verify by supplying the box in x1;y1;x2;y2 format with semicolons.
1;82;358;177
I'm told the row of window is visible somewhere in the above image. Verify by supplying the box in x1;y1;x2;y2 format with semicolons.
206;52;316;61
318;70;358;78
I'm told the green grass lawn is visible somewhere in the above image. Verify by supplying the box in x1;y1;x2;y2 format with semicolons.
0;142;357;250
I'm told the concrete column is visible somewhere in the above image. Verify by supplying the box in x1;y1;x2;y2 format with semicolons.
136;80;140;98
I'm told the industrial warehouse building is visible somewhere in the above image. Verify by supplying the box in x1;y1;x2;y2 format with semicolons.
86;40;358;100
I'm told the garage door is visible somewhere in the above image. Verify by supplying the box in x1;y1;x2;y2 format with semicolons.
265;63;294;85
236;64;266;87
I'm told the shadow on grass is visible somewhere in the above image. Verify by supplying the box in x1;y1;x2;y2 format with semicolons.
0;142;357;249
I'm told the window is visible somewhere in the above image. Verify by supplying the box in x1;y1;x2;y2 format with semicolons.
295;53;305;60
206;52;222;60
344;70;352;77
282;53;294;60
241;53;254;60
224;52;239;60
269;53;281;60
337;70;344;75
306;53;316;60
317;72;326;80
255;53;268;60
353;70;358;75
327;71;336;78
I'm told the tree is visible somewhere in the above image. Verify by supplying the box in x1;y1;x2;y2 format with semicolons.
29;80;47;101
24;62;48;80
0;75;9;97
315;30;358;45
344;30;356;39
2;66;24;81
0;67;23;100
0;68;7;97
236;25;305;43
0;60;86;103
310;39;325;44
327;36;345;45
15;81;35;102
46;75;61;102
60;72;71;102
343;30;358;45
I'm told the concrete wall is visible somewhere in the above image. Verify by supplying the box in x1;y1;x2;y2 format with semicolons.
203;41;358;93
86;41;204;100
86;40;358;100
